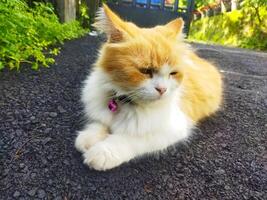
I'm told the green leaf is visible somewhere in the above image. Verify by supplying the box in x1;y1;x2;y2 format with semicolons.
32;62;38;70
0;61;4;70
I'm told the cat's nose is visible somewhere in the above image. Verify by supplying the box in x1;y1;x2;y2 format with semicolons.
155;87;167;95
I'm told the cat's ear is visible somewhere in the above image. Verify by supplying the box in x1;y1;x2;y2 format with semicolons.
164;18;184;38
94;4;131;43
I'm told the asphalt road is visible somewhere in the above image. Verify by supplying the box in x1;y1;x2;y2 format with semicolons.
1;35;266;200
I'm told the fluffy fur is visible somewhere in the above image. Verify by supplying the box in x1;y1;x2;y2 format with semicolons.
75;4;222;171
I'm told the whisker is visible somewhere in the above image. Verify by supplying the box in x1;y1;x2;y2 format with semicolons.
118;92;140;104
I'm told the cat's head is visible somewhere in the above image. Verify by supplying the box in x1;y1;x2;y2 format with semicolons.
94;4;188;103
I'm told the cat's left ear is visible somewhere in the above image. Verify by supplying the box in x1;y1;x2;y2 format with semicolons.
164;18;184;38
93;4;133;43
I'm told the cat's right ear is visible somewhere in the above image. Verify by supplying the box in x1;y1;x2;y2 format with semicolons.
93;4;130;43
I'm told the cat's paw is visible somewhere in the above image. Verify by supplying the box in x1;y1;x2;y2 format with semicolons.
75;129;108;153
83;143;122;171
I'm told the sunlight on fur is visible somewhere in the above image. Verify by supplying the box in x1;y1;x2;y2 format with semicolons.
75;4;223;171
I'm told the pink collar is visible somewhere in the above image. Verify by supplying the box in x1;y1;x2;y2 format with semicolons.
108;99;118;112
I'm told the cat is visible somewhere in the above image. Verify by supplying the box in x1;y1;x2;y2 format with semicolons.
75;4;222;171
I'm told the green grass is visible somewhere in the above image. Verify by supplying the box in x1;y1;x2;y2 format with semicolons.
189;7;267;51
0;0;88;71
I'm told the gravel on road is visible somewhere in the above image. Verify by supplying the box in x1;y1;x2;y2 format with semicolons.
1;36;266;199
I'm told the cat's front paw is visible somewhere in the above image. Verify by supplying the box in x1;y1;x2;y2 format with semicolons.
83;143;122;171
75;127;108;153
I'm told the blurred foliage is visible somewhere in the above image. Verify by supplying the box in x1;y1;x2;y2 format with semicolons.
179;0;192;7
78;0;90;27
241;0;267;23
0;0;87;71
189;3;267;50
194;0;216;8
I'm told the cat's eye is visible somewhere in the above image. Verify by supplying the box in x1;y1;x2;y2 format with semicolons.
170;71;178;75
139;68;154;78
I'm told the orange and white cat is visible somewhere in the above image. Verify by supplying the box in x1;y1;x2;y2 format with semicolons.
75;5;222;171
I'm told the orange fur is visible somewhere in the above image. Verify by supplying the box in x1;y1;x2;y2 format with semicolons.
180;52;223;122
95;4;222;123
